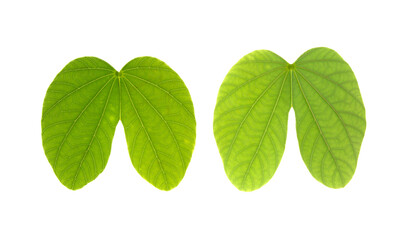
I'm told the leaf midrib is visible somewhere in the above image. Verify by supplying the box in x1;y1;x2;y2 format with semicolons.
240;71;289;190
122;72;194;120
42;73;113;120
121;79;170;190
223;70;287;169
71;78;117;189
296;66;364;107
122;75;187;173
53;76;115;172
215;66;285;107
293;71;345;186
295;69;358;161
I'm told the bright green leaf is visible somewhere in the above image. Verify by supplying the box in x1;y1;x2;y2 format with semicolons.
42;57;196;190
213;47;366;191
42;57;119;190
119;57;196;190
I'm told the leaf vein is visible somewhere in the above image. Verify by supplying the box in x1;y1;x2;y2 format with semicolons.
294;72;345;186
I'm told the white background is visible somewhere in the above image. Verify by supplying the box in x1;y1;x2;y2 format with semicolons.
1;0;394;239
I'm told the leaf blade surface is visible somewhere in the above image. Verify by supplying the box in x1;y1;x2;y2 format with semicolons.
42;57;119;190
213;50;291;191
120;57;196;190
293;47;366;188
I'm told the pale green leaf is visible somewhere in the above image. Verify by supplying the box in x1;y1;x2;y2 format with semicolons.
213;50;291;191
293;48;366;188
213;47;366;190
42;57;196;190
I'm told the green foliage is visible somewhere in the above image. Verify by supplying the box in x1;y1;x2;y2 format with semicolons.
42;57;196;190
213;47;366;191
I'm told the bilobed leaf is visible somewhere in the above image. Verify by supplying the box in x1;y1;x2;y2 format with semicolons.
119;57;196;190
42;57;120;190
214;47;366;191
42;57;196;190
292;48;366;188
213;50;291;191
